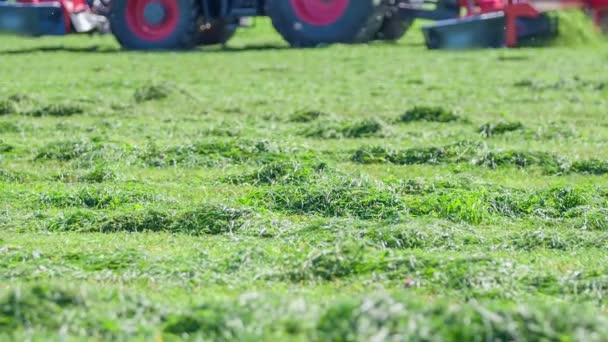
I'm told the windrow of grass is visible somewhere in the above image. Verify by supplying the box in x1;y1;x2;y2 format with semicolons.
0;94;84;117
4;160;606;229
3;231;608;305
2;283;608;340
8;137;605;176
30;138;303;168
233;160;606;225
45;204;251;235
353;141;608;175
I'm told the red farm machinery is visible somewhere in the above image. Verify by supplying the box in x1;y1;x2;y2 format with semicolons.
0;0;606;49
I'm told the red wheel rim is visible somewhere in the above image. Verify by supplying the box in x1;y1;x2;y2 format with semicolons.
126;0;179;41
290;0;349;26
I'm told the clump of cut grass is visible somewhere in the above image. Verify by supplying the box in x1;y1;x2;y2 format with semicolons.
98;209;172;233
37;187;152;209
288;110;325;123
0;141;14;153
289;243;368;281
473;150;562;173
173;205;251;235
48;204;251;235
302;118;387;139
52;168;114;183
508;229;574;251
545;187;589;216
532;122;577;140
139;140;290;167
23;103;84;117
569;159;608;175
225;160;328;185
80;165;117;183
0;284;84;332
244;176;403;220
201;127;241;137
488;186;589;219
353;143;602;176
0;168;30;183
65;249;141;271
578;208;608;231
399;106;460;123
352;146;446;165
35;139;98;161
0;99;16;115
0;94;84;117
479;121;524;137
405;190;488;224
352;141;478;165
365;224;464;249
0;93;33;115
7;93;34;104
0;122;20;133
134;83;172;103
163;302;247;338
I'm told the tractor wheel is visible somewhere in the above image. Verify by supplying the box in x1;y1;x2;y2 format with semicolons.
197;20;236;46
109;0;199;50
266;0;385;47
375;10;413;41
600;11;608;34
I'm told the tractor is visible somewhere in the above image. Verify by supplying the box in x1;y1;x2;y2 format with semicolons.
106;0;608;49
105;0;411;50
0;0;607;50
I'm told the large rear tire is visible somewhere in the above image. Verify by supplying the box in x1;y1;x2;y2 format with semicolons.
375;10;413;41
110;0;199;50
599;11;608;35
266;0;385;47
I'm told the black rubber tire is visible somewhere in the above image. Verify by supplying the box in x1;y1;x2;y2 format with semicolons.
266;0;386;47
375;10;413;41
197;20;236;45
109;0;200;50
600;13;608;35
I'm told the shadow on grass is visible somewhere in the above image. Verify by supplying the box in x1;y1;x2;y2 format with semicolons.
0;40;430;55
0;43;293;55
0;45;120;55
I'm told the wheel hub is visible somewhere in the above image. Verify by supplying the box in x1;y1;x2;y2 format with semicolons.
143;2;166;26
290;0;349;26
125;0;180;41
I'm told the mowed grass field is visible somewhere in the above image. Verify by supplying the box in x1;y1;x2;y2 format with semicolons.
1;17;608;340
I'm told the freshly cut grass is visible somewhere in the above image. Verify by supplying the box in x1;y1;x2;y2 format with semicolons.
244;176;403;220
399;106;460;123
3;284;608;340
570;159;608;175
479;121;524;137
552;10;606;47
302;118;387;139
1;20;607;340
225;160;328;185
139;140;292;167
288;110;326;123
35;139;98;161
133;83;172;103
47;204;251;235
22;103;84;117
353;143;608;175
352;141;477;166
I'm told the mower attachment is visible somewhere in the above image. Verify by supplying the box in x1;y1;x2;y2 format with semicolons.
0;1;66;36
